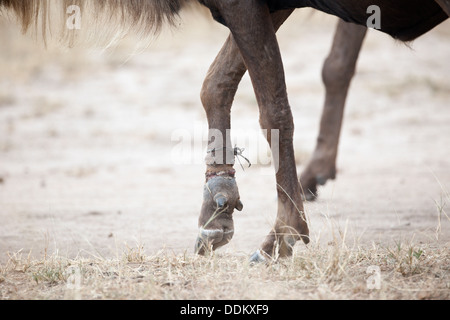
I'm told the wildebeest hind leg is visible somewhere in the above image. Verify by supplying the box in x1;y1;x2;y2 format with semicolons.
435;0;450;16
300;20;367;201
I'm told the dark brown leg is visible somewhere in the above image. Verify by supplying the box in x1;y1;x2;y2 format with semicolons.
195;9;294;254
201;0;309;261
194;32;246;255
299;20;367;201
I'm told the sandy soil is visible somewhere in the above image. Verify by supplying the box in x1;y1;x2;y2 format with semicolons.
0;9;449;264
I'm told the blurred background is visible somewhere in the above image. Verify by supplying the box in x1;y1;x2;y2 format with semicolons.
0;8;449;262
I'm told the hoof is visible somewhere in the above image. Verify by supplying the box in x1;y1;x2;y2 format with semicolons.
196;175;242;255
195;227;234;255
300;163;336;202
249;250;267;265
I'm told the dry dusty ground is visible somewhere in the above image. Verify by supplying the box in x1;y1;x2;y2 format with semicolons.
0;9;449;300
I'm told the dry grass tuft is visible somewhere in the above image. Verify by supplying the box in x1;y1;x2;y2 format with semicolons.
0;239;448;300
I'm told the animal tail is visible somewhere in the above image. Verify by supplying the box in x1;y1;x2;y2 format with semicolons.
0;0;193;44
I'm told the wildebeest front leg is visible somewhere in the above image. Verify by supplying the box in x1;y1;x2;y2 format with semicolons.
300;20;367;200
195;33;246;255
204;0;309;260
195;9;294;255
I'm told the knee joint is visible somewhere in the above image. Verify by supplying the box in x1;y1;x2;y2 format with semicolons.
322;56;356;91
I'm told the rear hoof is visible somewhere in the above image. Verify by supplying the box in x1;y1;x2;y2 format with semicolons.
300;164;336;202
300;174;336;202
302;189;318;202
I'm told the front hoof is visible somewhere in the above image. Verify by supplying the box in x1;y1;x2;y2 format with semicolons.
196;175;242;255
259;230;309;261
195;227;234;255
249;250;272;265
249;238;294;264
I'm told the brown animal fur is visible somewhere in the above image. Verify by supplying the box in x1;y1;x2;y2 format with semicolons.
0;0;189;43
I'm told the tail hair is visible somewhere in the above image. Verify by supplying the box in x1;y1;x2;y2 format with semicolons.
0;0;191;45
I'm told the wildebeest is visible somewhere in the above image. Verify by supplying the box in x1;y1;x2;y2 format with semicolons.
1;0;449;262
